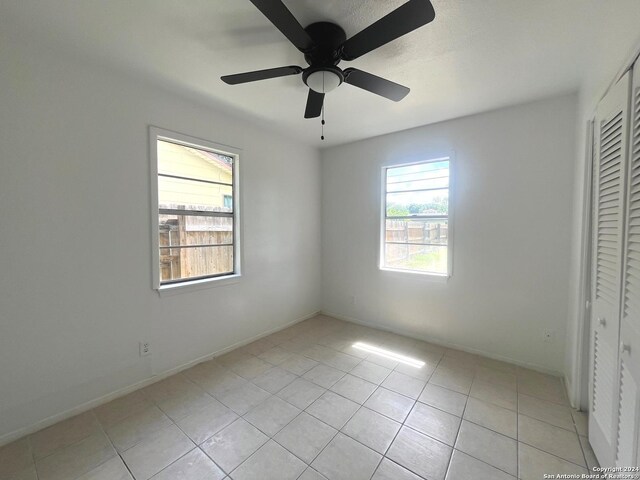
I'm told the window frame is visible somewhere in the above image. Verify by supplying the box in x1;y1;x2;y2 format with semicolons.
379;156;454;279
149;126;242;293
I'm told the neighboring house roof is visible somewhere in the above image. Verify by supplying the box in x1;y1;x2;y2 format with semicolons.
186;147;233;173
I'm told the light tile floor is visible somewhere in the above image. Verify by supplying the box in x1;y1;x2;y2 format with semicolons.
0;315;599;480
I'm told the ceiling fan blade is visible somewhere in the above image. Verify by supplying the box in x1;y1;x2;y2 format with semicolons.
249;0;315;52
304;89;324;118
343;68;410;101
221;65;303;85
340;0;435;61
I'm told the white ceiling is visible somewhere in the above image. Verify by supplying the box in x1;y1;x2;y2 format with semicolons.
0;0;618;147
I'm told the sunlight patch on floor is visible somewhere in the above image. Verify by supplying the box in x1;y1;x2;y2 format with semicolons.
352;342;425;368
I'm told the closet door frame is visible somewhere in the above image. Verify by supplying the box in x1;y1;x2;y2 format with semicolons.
572;119;595;410
614;60;640;467
588;70;631;466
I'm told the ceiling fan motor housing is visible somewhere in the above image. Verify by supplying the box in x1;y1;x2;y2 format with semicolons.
302;22;348;93
303;22;347;66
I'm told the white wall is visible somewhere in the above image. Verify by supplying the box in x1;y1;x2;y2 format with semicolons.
321;94;577;374
564;2;640;408
0;39;321;441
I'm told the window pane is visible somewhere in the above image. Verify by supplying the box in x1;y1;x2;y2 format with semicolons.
158;140;233;184
386;161;449;191
384;244;447;274
160;245;233;283
158;176;233;212
383;159;450;276
159;215;233;246
387;176;449;192
386;188;448;216
385;219;448;245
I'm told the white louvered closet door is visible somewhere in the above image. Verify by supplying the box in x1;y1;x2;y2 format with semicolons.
615;62;640;468
589;71;631;466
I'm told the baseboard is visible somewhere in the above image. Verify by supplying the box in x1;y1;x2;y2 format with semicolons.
322;310;564;378
564;374;581;410
0;310;320;447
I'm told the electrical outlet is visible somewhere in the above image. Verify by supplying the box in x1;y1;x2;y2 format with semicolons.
139;341;151;357
543;330;555;344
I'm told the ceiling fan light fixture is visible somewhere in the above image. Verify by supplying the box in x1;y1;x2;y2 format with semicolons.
305;69;342;94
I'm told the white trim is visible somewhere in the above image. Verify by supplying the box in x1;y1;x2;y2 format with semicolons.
570;119;595;409
322;310;564;378
448;154;456;277
148;126;242;293
158;274;241;297
378;155;454;278
0;310;320;448
379;267;449;283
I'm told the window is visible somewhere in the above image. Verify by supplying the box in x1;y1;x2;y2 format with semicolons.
381;158;451;276
150;127;240;289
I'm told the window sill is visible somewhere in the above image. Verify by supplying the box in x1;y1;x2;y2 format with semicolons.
379;267;450;282
156;274;241;297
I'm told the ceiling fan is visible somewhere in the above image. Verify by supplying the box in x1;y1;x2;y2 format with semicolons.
221;0;436;119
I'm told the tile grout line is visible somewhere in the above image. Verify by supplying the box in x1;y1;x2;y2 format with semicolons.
193;372;314;477
117;451;137;480
516;371;590;475
263;357;393;473
111;373;229;478
338;364;409;479
574;409;591;470
264;332;513;476
30;411;115;479
27;434;40;480
27;414;100;464
18;320;573;480
438;356;525;479
8;322;299;479
271;346;407;479
94;410;136;480
516;411;579;433
197;420;249;477
366;346;445;480
441;349;470;480
296;372;378;474
372;347;490;479
278;341;525;479
195;347;370;477
258;347;364;478
194;328;571;477
168;413;230;478
515;440;589;469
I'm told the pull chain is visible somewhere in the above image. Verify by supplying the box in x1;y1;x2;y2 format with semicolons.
321;72;326;141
